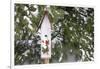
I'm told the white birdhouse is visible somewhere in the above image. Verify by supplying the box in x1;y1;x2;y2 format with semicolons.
39;10;51;59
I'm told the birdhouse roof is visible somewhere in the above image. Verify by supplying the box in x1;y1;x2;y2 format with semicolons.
36;10;52;32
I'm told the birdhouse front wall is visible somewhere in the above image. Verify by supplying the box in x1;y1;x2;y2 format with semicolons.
40;14;51;59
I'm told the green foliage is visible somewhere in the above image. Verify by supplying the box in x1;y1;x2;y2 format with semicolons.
15;4;94;65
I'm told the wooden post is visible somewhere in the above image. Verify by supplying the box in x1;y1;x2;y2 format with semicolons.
41;58;49;64
43;58;49;64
